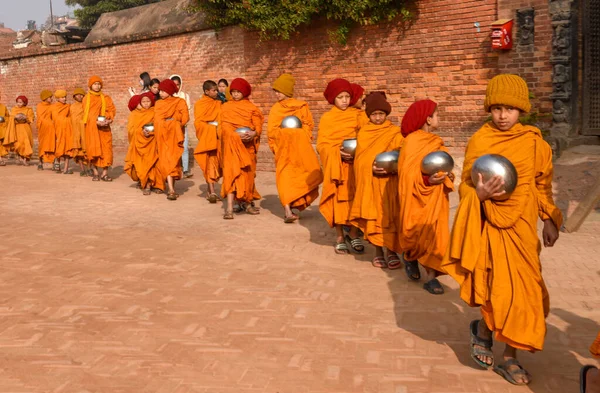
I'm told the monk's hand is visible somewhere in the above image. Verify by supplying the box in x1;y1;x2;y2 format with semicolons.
372;165;388;176
242;130;256;142
475;173;505;201
543;219;559;247
143;130;151;138
448;172;456;182
428;172;447;185
340;149;353;162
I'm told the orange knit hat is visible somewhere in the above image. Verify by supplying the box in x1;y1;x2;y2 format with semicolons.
88;75;103;88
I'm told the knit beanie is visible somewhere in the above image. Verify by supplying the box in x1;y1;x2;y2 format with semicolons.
40;89;53;101
230;78;252;98
401;99;438;137
349;83;365;107
54;89;67;99
159;79;179;96
272;74;295;97
128;95;142;111
72;88;86;97
484;74;531;113
140;91;156;107
365;92;391;117
323;78;352;105
16;95;28;106
88;75;103;88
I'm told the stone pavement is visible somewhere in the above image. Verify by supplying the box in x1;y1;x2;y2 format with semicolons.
0;149;598;393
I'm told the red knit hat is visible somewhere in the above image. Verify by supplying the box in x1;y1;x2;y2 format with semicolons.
159;79;179;96
365;92;391;117
349;83;365;107
323;78;352;105
140;91;156;106
230;78;252;98
401;99;438;137
128;95;141;111
16;95;28;106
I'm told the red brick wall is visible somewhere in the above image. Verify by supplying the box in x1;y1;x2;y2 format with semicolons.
0;0;554;170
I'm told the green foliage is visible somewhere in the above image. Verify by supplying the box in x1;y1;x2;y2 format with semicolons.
65;0;163;29
190;0;412;44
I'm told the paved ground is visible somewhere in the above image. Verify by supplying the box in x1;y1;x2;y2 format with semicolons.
0;148;599;393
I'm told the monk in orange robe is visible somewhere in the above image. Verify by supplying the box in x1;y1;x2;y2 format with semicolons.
3;96;34;165
36;89;56;170
70;88;90;176
52;89;75;174
581;333;600;393
193;80;222;203
0;100;9;165
219;77;264;219
125;92;160;195
441;75;562;385
349;83;369;124
82;75;116;182
154;79;189;200
350;92;403;267
397;99;455;294
267;73;323;223
317;78;368;254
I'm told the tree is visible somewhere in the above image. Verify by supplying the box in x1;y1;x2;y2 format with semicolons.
65;0;163;29
191;0;412;44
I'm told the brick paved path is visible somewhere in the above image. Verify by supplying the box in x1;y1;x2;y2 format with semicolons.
0;150;598;393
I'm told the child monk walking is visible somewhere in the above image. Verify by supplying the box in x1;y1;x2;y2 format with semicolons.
36;90;56;170
267;73;323;223
397;99;454;294
154;79;189;200
83;76;116;182
0;99;9;166
349;92;403;267
70;88;90;176
193;80;222;203
125;92;160;195
52;90;75;174
3;96;34;165
219;78;264;219
442;74;562;385
317;78;367;254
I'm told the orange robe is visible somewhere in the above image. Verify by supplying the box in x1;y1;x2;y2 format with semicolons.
193;95;222;184
70;101;86;161
397;130;455;270
267;98;323;210
317;106;368;227
154;96;189;181
591;332;600;357
3;107;34;159
219;99;264;202
82;92;116;167
36;102;56;163
349;120;403;248
124;107;160;189
0;104;9;157
52;102;75;158
442;122;563;352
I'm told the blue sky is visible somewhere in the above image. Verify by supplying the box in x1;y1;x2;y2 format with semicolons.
0;0;74;31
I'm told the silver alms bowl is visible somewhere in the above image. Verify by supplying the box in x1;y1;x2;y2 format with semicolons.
374;150;399;173
0;116;4;123
208;121;218;126
471;154;518;200
143;123;154;132
97;116;106;122
235;127;252;140
421;151;455;176
280;115;302;129
341;138;357;157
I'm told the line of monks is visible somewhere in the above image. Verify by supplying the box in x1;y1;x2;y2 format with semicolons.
0;72;597;389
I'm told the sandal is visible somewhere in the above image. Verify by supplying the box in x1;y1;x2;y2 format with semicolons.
423;278;444;295
470;319;494;369
223;210;234;220
167;191;178;201
53;163;60;172
63;170;73;175
0;160;6;166
37;164;44;170
153;188;164;194
207;193;218;204
334;242;350;255
142;188;152;195
372;256;387;268
233;203;244;213
284;214;298;223
92;175;100;181
245;204;260;215
387;252;402;270
494;358;531;385
345;235;364;254
403;255;421;281
80;170;88;177
100;175;113;182
581;365;597;393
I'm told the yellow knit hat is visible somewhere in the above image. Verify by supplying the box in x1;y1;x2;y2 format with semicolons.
484;74;531;113
54;89;67;98
73;88;86;97
40;89;53;101
272;73;295;97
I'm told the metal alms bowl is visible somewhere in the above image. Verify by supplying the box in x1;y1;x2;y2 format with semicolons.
97;116;107;122
0;116;4;123
143;123;154;132
471;154;518;200
235;127;252;137
281;115;302;129
374;150;400;173
421;151;455;176
341;138;357;157
208;121;218;126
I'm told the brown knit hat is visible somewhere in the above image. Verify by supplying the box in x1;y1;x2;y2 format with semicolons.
365;92;391;117
272;74;295;97
484;74;531;113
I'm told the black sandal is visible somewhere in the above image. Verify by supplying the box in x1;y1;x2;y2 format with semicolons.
423;278;444;294
470;319;494;369
494;358;531;385
344;235;364;254
100;175;113;182
581;365;597;393
403;255;421;281
92;175;100;181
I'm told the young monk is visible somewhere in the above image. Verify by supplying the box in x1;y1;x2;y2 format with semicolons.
125;92;160;195
70;88;90;176
3;96;34;165
267;73;323;223
582;334;600;393
154;79;189;200
193;80;222;203
219;77;264;219
36;90;56;170
349;83;365;109
317;78;367;254
349;92;403;267
52;90;75;174
441;74;562;385
397;99;455;294
0;99;9;166
82;75;116;182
